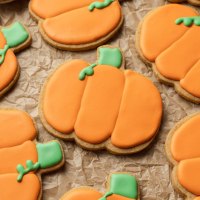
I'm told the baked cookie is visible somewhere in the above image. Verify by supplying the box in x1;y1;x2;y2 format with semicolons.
39;45;163;155
0;22;31;97
29;0;123;51
60;173;139;200
136;4;200;103
0;109;64;200
168;0;200;6
166;113;200;200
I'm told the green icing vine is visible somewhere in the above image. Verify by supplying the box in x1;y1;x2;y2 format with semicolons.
89;0;114;11
16;160;40;182
176;16;200;27
79;47;122;80
79;63;97;80
0;45;9;65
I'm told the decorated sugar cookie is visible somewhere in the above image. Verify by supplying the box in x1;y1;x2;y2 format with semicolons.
29;0;123;51
166;113;200;200
39;45;163;155
0;22;31;97
60;173;139;200
136;4;200;103
0;109;64;200
168;0;200;6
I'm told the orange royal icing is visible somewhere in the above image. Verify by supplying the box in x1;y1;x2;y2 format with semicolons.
0;109;37;148
0;32;6;48
139;4;200;98
61;188;102;200
0;174;40;200
0;141;38;174
111;70;162;148
43;60;88;133
0;32;18;92
0;22;31;96
42;56;162;149
30;0;97;19
177;158;200;196
171;114;200;162
30;0;122;46
170;113;200;197
75;65;125;144
42;1;121;45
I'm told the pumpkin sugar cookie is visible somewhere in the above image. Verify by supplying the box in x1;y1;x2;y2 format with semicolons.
0;109;64;200
39;45;163;155
29;0;123;51
60;173;139;200
0;22;31;97
166;113;200;200
136;4;200;103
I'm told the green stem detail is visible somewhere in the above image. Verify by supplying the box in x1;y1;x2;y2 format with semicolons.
16;160;40;182
89;0;114;11
0;45;9;65
99;191;114;200
176;16;200;27
79;63;97;80
98;174;138;200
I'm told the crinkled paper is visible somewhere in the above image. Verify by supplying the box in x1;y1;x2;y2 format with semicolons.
0;0;197;199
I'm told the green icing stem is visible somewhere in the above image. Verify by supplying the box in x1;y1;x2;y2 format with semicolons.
2;22;29;48
79;63;97;80
0;22;29;65
99;174;138;200
16;141;63;182
78;47;122;80
89;0;114;11
36;141;63;169
16;160;40;182
98;47;122;67
0;45;9;65
176;16;200;27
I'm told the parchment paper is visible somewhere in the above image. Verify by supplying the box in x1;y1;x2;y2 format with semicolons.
0;0;198;199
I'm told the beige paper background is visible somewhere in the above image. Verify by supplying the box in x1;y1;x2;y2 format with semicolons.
0;0;198;199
